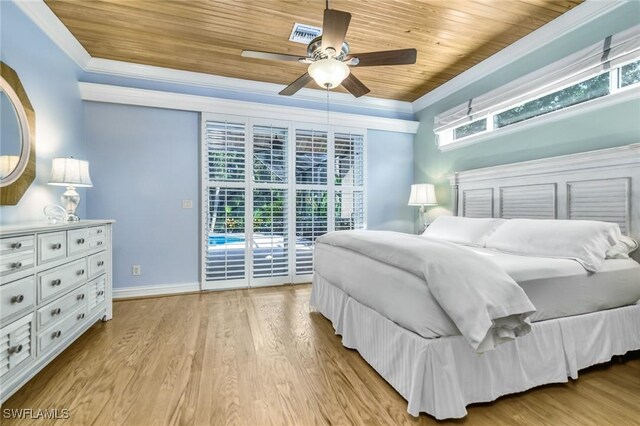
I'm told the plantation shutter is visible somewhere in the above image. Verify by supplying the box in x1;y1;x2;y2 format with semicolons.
204;119;247;283
334;132;365;231
252;125;289;280
294;128;329;275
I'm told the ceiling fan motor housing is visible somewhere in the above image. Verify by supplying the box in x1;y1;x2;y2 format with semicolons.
307;36;350;60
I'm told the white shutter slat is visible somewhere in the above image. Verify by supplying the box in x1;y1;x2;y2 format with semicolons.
463;188;493;218
253;188;289;278
568;178;630;234
295;189;328;275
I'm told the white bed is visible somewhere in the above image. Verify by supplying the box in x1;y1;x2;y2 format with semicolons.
310;144;640;419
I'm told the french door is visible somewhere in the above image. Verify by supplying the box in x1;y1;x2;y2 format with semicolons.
201;113;365;290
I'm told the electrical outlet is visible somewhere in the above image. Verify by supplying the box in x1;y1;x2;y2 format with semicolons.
181;199;193;209
132;265;141;276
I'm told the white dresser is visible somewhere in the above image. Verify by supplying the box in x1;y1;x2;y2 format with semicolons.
0;220;113;402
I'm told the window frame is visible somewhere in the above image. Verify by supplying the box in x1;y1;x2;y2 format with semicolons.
436;57;640;150
201;113;367;290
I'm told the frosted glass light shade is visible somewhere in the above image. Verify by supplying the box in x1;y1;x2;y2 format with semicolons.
408;183;438;206
48;157;93;187
308;58;350;89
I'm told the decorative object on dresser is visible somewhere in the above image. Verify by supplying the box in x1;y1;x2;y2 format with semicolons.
408;183;438;232
0;220;113;403
0;61;36;206
48;158;93;222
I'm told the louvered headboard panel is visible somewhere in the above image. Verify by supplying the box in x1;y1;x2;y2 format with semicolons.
500;184;556;219
567;178;630;234
450;144;640;262
462;188;493;218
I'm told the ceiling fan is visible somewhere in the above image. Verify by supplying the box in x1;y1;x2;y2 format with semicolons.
241;2;417;98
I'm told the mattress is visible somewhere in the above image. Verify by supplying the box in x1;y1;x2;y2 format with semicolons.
313;242;640;339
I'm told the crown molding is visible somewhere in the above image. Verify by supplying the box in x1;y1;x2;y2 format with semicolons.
412;0;628;113
84;58;414;116
79;83;420;134
14;0;91;69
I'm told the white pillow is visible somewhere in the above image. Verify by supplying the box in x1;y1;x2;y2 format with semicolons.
485;219;621;272
422;216;505;247
606;235;639;259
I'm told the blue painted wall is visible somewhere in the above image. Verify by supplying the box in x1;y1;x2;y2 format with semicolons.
367;130;414;233
84;102;414;289
414;1;640;220
0;1;86;224
84;103;200;288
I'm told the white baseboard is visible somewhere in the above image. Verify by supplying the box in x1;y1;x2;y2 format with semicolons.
113;282;200;299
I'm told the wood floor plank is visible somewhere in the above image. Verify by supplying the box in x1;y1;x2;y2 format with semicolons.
2;284;639;425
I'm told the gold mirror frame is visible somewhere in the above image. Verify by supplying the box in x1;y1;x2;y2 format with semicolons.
0;61;36;205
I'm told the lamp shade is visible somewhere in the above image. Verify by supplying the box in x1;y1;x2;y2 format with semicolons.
48;157;93;187
408;183;438;206
308;58;350;89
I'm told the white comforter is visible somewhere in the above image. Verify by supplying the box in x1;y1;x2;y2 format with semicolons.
316;230;536;353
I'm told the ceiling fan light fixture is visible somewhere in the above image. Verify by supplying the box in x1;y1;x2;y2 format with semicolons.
308;58;350;89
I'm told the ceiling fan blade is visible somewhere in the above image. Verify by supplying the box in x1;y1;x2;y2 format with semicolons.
341;73;370;98
321;9;351;54
279;73;313;96
351;48;417;67
242;50;306;63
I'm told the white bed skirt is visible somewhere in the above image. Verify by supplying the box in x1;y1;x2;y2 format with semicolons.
310;273;640;420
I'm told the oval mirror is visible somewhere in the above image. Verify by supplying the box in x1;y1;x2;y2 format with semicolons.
0;61;35;205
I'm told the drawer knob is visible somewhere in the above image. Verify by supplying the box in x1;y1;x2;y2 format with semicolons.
97;261;105;267
77;293;85;301
97;229;103;234
52;330;62;339
11;262;22;269
11;242;22;249
97;241;104;246
52;308;62;316
77;313;85;320
77;238;85;244
8;344;23;355
10;294;24;304
97;290;105;296
51;279;62;286
77;269;85;276
52;243;62;250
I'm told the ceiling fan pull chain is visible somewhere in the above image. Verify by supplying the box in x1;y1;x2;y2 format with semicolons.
326;87;330;125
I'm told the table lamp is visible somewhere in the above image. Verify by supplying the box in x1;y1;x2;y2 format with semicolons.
408;183;438;232
48;157;93;221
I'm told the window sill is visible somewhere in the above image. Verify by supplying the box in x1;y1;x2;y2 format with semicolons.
436;86;640;152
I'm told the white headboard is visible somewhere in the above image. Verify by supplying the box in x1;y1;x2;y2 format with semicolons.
449;144;640;261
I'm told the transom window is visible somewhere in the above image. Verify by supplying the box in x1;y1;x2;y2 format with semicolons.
434;24;640;149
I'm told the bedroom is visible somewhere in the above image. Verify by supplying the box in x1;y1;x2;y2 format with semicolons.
0;0;639;424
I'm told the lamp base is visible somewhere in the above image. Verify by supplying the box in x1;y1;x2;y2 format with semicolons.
60;186;81;222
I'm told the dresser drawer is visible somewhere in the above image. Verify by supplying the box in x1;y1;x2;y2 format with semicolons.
38;259;87;302
38;232;67;265
88;226;106;239
67;228;90;256
88;275;107;312
38;304;87;356
0;313;34;379
0;276;35;326
37;285;87;330
0;235;35;283
88;252;107;279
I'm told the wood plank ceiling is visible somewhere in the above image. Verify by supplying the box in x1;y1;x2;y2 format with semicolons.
45;0;583;102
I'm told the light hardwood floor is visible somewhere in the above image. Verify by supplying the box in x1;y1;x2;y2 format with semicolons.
3;285;639;425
